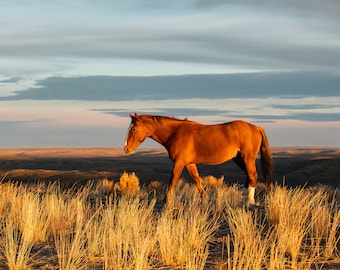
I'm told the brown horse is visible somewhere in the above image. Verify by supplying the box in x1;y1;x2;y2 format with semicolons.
124;113;273;205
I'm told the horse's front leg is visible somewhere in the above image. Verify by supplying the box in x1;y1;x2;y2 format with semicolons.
165;161;184;206
185;164;205;197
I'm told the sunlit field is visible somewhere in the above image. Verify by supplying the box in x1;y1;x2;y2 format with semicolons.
0;172;339;270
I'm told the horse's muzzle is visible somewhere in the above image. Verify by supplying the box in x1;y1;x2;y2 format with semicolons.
124;146;134;154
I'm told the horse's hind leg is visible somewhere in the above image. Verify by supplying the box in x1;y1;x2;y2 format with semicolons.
233;153;258;205
232;152;247;183
244;160;258;205
185;164;205;196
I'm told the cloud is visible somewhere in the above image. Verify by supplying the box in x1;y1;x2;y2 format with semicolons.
195;0;340;19
293;112;340;122
1;0;340;78
1;72;339;127
90;93;340;123
1;72;339;102
0;77;21;83
0;118;54;127
92;108;224;118
229;113;340;122
0;120;32;127
270;104;339;110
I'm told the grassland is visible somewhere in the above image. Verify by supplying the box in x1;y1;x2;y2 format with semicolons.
0;148;339;269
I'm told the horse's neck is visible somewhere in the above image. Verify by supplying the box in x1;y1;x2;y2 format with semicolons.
150;119;181;146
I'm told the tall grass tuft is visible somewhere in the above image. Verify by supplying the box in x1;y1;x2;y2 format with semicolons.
0;218;34;270
94;178;114;196
156;186;219;268
265;185;340;269
224;207;272;270
0;183;50;270
115;171;140;195
47;184;94;270
102;195;156;270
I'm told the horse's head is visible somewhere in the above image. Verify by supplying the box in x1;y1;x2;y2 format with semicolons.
124;112;149;154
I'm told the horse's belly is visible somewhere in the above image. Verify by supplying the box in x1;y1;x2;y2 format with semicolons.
195;146;238;165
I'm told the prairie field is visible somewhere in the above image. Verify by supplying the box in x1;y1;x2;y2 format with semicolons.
0;148;339;269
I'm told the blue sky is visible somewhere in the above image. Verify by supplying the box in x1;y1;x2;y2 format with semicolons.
0;0;339;148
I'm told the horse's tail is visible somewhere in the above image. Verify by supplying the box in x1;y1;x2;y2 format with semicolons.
259;127;273;189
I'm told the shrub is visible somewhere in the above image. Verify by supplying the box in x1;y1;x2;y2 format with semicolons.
115;171;140;195
202;175;224;187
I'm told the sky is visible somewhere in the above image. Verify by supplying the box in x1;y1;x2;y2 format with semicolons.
0;0;340;148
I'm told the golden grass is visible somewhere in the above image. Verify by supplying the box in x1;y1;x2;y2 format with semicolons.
265;186;340;267
156;197;219;267
115;171;140;195
102;196;156;270
0;176;338;269
223;207;273;270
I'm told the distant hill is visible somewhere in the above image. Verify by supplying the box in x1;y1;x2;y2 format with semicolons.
1;148;339;187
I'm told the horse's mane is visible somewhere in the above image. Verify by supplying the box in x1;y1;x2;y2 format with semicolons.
152;115;188;124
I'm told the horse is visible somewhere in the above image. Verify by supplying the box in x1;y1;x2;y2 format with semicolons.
124;112;273;205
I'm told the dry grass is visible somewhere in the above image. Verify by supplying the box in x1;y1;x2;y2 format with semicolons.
223;207;273;270
0;175;338;269
266;186;340;266
114;171;140;195
156;195;219;268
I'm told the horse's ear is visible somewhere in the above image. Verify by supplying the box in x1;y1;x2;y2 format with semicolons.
130;112;138;123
